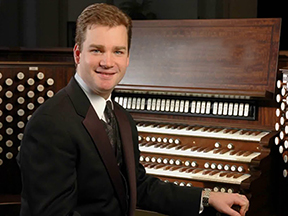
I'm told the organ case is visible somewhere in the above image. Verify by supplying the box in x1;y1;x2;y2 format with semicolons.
113;18;282;216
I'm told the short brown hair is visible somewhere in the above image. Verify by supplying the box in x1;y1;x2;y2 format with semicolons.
75;3;132;52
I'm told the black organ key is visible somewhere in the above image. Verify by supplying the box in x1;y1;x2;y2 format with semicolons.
219;149;230;154
196;147;206;152
209;170;220;176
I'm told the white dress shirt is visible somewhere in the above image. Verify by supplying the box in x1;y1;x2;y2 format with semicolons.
74;73;112;122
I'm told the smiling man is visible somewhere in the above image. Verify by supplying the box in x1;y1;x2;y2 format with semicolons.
74;24;129;99
17;3;249;216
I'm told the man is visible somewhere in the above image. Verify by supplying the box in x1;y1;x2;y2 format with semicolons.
17;3;249;216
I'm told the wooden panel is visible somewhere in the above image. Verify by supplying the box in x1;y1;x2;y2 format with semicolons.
118;18;281;98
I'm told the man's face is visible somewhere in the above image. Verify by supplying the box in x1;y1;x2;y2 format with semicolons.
74;25;129;99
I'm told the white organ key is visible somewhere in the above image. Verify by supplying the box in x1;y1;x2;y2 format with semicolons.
200;101;206;114
131;98;137;109
174;100;180;112
196;101;201;113
144;166;250;185
127;97;132;109
140;98;146;110
151;99;157;111
206;101;211;114
123;97;128;108
170;100;175;112
179;100;184;112
223;102;228;115
184;100;189;113
147;98;152;110
136;98;141;110
118;97;123;106
233;103;239;116
213;102;218;115
191;101;196;113
114;97;119;103
244;103;249;117
165;99;170;112
228;103;233;115
156;99;161;111
218;102;223;115
238;103;244;116
161;99;166;111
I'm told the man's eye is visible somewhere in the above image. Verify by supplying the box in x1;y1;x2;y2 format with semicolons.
115;50;124;55
92;49;101;53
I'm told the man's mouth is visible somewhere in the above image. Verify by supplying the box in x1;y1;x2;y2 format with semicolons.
96;71;116;75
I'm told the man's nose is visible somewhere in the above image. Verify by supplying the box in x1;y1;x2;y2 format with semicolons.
100;53;114;68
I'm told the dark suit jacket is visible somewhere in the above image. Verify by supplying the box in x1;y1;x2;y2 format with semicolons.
17;77;202;216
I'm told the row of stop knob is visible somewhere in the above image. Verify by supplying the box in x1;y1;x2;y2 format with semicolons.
140;155;245;172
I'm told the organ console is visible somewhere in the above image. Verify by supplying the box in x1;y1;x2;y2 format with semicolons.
0;48;75;214
0;18;286;216
113;18;284;216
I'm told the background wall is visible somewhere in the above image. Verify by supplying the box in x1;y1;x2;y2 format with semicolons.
0;0;286;49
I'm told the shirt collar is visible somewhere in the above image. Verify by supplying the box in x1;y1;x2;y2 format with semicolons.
74;73;112;120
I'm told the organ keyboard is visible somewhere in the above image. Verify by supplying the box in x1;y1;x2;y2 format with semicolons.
143;163;251;185
113;18;283;216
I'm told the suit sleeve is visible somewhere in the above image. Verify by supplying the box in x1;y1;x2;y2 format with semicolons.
18;112;79;216
125;113;203;216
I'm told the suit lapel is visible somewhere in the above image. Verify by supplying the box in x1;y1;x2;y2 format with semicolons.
66;78;127;213
83;106;127;213
114;103;137;216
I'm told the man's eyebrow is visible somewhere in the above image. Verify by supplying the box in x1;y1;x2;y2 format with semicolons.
88;45;126;50
114;46;127;50
89;44;104;49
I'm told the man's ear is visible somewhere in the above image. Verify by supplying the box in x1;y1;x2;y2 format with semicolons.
73;44;81;64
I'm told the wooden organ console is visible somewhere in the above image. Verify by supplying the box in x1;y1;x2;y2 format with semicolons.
0;48;75;215
0;18;285;216
273;68;288;216
113;18;283;216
